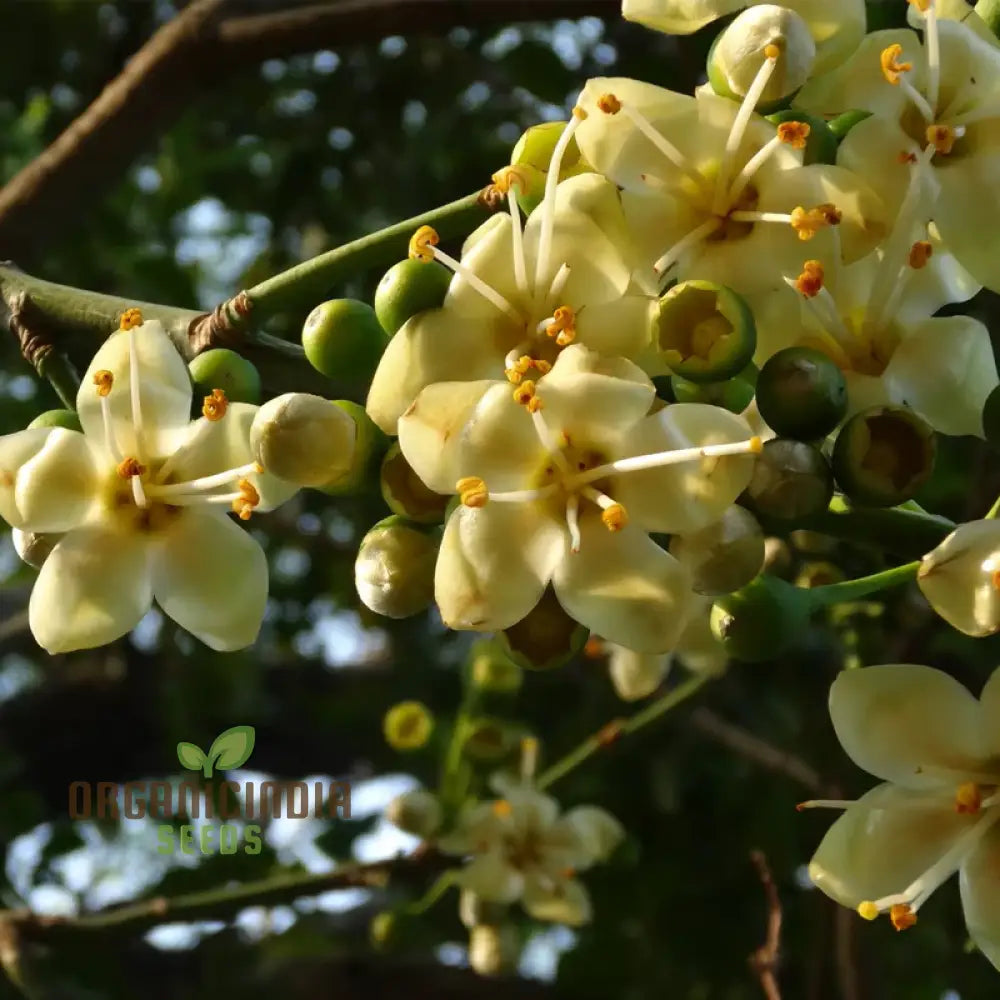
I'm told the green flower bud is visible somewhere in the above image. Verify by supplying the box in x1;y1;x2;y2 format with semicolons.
380;442;449;523
302;299;389;381
469;923;519;977
370;911;399;951
319;400;390;494
827;109;873;143
468;638;524;694
383;700;435;751
459;890;509;930
710;574;813;662
669;505;765;595
27;409;81;432
12;528;61;569
385;789;442;838
656;280;756;383
188;348;261;405
831;406;936;507
250;393;356;487
708;5;816;109
461;717;523;763
756;346;847;441
509;121;589;213
983;383;1000;448
374;259;451;337
355;515;438;619
766;110;838;165
744;439;834;520
670;370;755;413
498;588;587;670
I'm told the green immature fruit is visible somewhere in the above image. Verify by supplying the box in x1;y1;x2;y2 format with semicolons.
498;588;588;671
302;299;389;380
188;349;262;405
756;346;847;440
710;574;813;662
656;280;756;384
383;701;434;751
744;438;834;521
374;259;451;337
669;505;765;596
832;406;936;507
670;369;756;413
28;409;81;432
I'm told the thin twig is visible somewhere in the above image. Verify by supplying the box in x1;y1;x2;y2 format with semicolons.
749;850;782;1000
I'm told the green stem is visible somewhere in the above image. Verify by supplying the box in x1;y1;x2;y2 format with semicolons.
986;493;1000;520
807;560;920;607
242;191;490;323
535;673;711;791
976;0;1000;36
400;870;459;917
35;352;80;410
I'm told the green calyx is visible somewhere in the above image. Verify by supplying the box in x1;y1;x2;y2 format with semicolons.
831;406;936;507
656;280;756;383
28;408;81;432
710;574;813;662
755;346;847;441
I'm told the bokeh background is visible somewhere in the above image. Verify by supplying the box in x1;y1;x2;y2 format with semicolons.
0;2;998;998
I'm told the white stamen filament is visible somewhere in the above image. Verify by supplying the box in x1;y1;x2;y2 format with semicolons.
580;485;618;511
100;396;124;464
505;347;524;370
712;53;777;215
532;410;571;474
131;475;148;509
508;188;528;296
166;491;244;507
547;262;571;304
619;104;708;193
128;327;145;461
900;76;935;124
924;0;941;115
653;217;721;277
566;494;582;553
570;438;759;488
729;210;792;225
430;245;522;322
534;114;584;297
145;462;261;498
784;276;854;346
727;135;782;207
486;483;561;504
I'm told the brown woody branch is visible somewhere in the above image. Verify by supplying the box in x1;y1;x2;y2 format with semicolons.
0;0;619;261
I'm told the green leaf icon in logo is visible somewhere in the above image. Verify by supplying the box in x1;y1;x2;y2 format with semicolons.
176;725;255;778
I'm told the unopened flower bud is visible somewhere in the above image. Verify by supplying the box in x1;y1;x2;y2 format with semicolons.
302;299;389;382
469;923;519;977
381;442;449;524
499;588;588;670
468;638;524;694
355;515;438;619
319;400;390;495
27;409;82;432
250;393;356;487
756;346;847;441
708;5;816;106
744;439;834;521
459;890;509;929
374;259;452;337
669;505;765;595
918;520;1000;637
385;789;442;838
656;281;756;384
462;717;523;763
608;645;669;700
383;700;435;751
188;348;261;405
12;528;61;569
832;406;936;508
710;574;813;662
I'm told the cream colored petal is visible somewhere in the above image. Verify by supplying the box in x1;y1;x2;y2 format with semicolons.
14;429;100;533
829;664;991;787
167;403;296;512
458;852;525;904
397;379;500;495
435;503;565;632
536;345;655;452
916;0;998;47
894;243;981;321
842;371;892;422
366;308;511;434
559;806;625;863
522;876;592;926
809;782;973;908
883;317;997;437
796;29;918;119
788;0;866;74
621;0;743;33
613;403;756;535
78;321;193;460
505;785;561;835
978;667;1000;752
573;295;656;359
608;644;670;700
959;823;1000;972
0;428;62;529
29;526;152;653
553;516;693;654
150;508;267;651
447;212;528;322
918;520;1000;637
673;594;728;676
